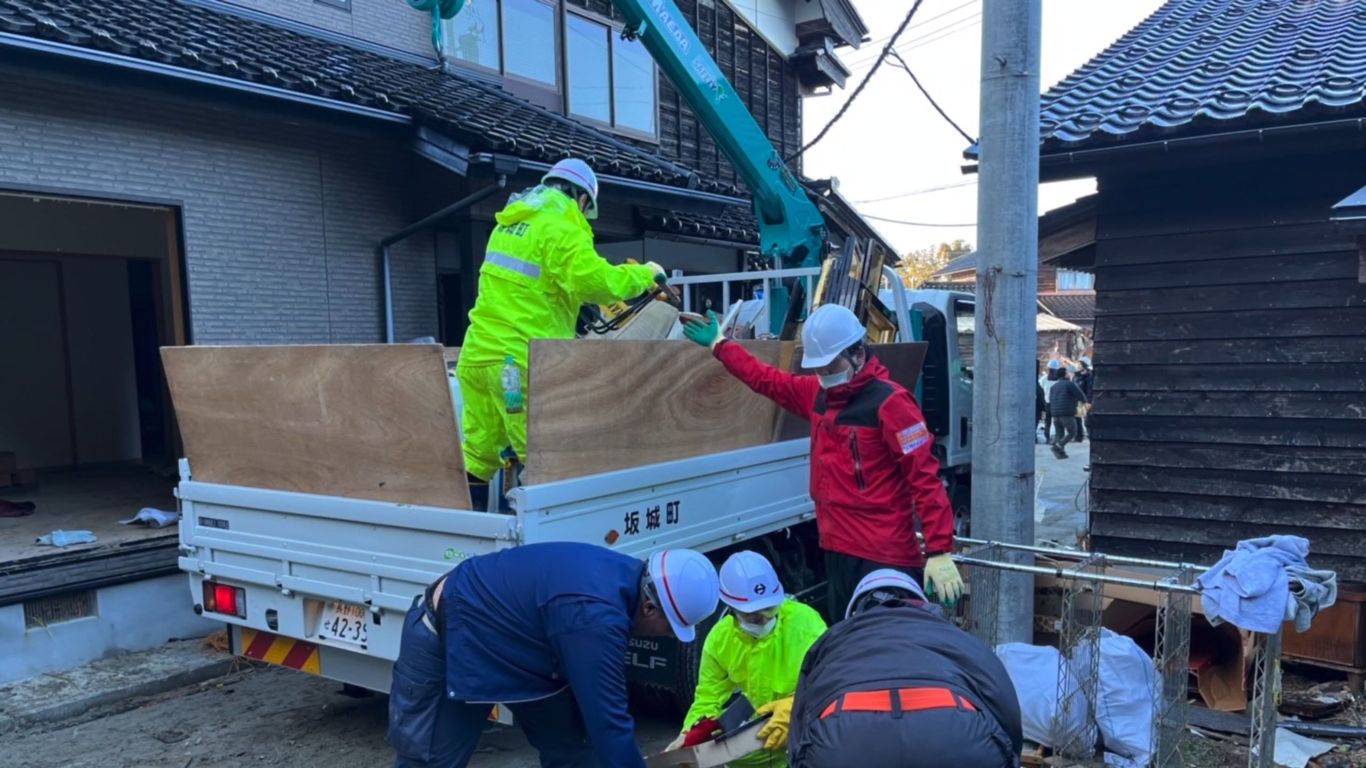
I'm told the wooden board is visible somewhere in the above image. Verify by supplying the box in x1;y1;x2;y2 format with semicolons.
1095;223;1358;267
161;344;470;509
1090;490;1366;531
1090;464;1366;506
1098;307;1366;342
1095;363;1366;393
1096;250;1358;291
1095;390;1366;420
524;340;785;484
1092;441;1366;476
1096;279;1366;315
1092;414;1366;449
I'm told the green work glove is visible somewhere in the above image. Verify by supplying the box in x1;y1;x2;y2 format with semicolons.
755;696;794;752
924;553;964;608
682;310;724;350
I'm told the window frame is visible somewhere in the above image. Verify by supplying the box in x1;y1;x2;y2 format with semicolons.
1055;268;1095;292
564;7;660;142
500;0;562;92
564;11;614;127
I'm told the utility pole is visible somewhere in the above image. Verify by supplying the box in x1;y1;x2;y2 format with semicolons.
971;0;1042;645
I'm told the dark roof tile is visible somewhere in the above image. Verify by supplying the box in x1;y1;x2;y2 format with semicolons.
1039;293;1096;323
1040;0;1366;151
0;0;707;188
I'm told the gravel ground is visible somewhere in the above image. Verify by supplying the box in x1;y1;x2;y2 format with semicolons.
3;663;677;768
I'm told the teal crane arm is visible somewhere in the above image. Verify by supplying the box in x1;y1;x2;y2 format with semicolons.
414;0;827;273
610;0;827;271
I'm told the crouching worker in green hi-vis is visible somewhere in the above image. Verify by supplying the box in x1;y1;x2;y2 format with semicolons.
664;550;827;766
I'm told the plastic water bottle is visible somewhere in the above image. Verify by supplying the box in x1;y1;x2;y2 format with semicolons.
501;355;524;414
36;529;97;547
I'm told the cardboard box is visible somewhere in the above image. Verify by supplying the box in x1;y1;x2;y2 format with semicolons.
1034;560;1248;711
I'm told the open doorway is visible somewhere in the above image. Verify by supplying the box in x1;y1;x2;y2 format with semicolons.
0;191;187;571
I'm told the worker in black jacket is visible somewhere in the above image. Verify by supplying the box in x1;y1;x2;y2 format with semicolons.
783;570;1022;768
1048;368;1088;460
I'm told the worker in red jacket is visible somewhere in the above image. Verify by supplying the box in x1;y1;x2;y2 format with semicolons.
683;304;962;619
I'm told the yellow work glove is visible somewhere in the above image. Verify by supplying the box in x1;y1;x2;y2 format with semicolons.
755;696;794;752
924;553;964;608
644;261;668;282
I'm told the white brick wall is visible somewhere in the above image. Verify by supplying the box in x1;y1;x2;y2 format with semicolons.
0;71;437;344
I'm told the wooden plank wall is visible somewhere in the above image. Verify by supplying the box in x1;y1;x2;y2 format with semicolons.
1088;157;1366;580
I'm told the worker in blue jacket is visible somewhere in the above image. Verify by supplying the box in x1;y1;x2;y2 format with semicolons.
388;542;721;767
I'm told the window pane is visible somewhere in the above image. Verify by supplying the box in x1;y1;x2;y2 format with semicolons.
613;34;655;133
503;0;557;86
448;0;499;70
567;15;611;122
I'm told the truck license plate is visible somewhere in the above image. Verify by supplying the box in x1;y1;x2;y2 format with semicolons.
318;601;369;646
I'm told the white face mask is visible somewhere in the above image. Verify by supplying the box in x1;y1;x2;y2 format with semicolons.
738;616;777;639
818;370;851;389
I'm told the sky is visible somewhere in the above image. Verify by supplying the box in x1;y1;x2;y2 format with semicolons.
801;0;1168;255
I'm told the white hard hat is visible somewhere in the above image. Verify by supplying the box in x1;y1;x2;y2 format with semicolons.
1080;356;1092;368
648;549;720;642
800;304;866;368
845;568;929;620
1047;359;1062;370
718;551;784;613
543;158;600;220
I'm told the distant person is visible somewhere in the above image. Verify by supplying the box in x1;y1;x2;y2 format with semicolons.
1039;360;1061;442
1035;362;1047;443
1073;357;1094;443
1048;367;1088;460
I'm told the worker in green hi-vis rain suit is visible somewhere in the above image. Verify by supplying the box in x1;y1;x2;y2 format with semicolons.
664;550;828;767
457;158;665;508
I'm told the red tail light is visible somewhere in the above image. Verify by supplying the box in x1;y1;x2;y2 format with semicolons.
203;581;246;618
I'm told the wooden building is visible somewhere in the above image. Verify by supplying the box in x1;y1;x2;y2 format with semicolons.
1025;0;1366;578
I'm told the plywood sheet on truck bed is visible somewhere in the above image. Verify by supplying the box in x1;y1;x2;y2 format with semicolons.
525;340;784;484
161;344;470;509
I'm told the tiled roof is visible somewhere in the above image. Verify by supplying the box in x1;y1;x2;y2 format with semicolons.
1039;293;1096;323
1040;0;1366;150
640;205;759;245
933;251;977;276
0;0;702;187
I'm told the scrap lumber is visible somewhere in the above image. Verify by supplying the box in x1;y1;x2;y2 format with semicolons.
161;344;471;509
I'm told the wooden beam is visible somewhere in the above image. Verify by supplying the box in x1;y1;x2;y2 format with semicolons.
1092;414;1366;449
1091;512;1366;558
1100;337;1366;366
1091;465;1366;506
161;344;470;508
1096;279;1366;315
1096;250;1356;292
1096;390;1366;420
1096;363;1366;393
1093;441;1366;476
1097;307;1366;343
1095;223;1357;267
1092;489;1366;530
163;210;186;346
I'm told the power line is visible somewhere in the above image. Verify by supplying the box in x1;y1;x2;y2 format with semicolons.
845;10;982;69
888;50;977;145
898;14;982;53
861;213;976;227
855;0;979;51
787;0;926;163
853;179;978;204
